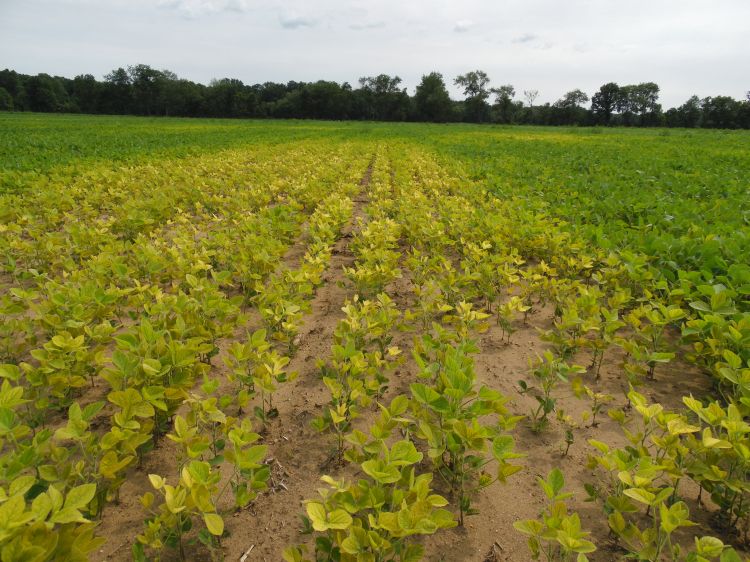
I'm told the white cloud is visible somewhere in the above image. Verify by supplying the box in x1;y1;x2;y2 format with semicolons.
279;13;316;29
157;0;249;18
511;33;537;44
453;19;474;33
349;21;386;31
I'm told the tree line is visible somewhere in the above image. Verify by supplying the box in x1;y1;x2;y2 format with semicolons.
1;65;749;128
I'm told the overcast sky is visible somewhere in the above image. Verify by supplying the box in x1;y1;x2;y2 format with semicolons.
1;0;748;108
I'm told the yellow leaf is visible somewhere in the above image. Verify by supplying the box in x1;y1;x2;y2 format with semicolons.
204;512;224;536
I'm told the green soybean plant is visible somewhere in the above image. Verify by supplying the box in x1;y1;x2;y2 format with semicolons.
283;439;455;562
514;468;597;562
409;340;523;525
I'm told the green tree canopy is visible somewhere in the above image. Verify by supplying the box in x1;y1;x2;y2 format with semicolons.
413;72;453;122
455;70;491;123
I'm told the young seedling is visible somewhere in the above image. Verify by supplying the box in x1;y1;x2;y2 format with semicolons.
496;295;531;343
518;352;585;433
514;468;597;561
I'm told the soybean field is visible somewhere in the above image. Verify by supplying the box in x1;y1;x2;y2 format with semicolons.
1;113;749;562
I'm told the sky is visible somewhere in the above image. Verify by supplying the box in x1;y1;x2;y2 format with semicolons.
1;0;748;108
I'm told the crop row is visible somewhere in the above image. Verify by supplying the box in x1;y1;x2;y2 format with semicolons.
285;144;748;561
0;142;369;560
1;136;748;562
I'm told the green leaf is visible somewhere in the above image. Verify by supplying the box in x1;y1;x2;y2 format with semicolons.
623;487;655;506
31;492;53;521
82;400;105;420
492;435;517;460
548;468;565;497
306;502;327;531
513;519;543;535
720;548;743;562
666;418;699;435
389;440;422;466
9;475;35;497
362;459;400;484
410;383;439;404
49;507;89;524
722;350;742;369
142;358;162;376
305;502;352;531
695;536;725;557
63;483;96;511
0;364;22;381
148;474;165;490
688;301;711;313
401;544;425;562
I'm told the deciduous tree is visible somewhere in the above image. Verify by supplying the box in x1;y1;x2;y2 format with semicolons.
591;82;620;124
490;84;518;123
523;89;539;107
454;70;491;122
414;72;453;122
